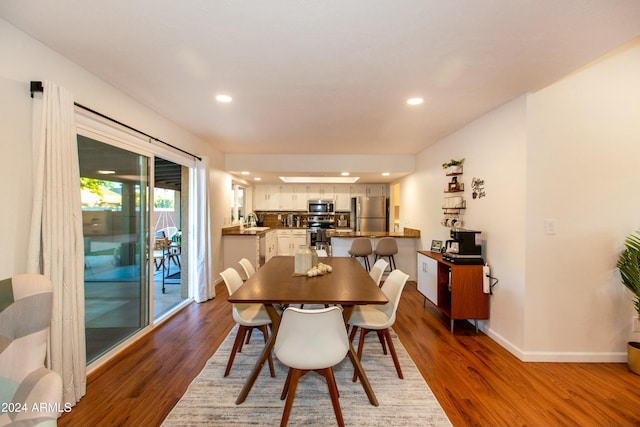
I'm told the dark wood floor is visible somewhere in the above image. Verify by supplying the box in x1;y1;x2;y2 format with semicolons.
59;281;640;427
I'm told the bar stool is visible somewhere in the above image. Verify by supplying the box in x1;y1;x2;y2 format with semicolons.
349;237;372;271
374;237;397;272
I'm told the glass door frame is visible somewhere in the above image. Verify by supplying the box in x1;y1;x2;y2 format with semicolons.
76;112;195;370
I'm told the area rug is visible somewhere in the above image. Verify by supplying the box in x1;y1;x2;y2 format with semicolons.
162;325;452;426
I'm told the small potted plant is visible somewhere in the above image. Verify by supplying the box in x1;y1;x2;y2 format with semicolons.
442;158;465;175
617;229;640;375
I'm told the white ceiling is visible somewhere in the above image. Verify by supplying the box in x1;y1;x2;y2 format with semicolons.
2;1;640;182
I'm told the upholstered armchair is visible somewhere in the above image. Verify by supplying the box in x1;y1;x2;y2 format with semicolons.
0;274;63;427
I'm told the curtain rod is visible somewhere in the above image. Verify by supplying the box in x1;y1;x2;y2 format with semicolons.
30;81;202;161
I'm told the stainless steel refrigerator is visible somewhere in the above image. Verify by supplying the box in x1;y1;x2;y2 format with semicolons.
351;196;388;232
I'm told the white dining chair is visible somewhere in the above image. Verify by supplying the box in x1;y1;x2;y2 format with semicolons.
238;257;256;280
348;269;409;381
220;268;275;378
274;306;349;427
369;259;389;287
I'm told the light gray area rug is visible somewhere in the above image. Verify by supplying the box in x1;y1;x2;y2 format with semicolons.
162;325;452;426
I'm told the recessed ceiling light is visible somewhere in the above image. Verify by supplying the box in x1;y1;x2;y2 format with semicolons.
407;97;423;105
254;177;261;181
241;171;250;175
382;172;391;176
216;94;232;103
97;170;116;175
341;172;350;176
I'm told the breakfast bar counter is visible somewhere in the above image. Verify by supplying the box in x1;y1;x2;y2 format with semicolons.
329;228;421;280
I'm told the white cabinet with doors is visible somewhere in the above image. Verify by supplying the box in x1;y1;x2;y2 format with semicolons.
334;184;352;211
306;184;335;201
417;252;438;305
277;229;309;256
280;185;307;210
264;230;277;263
254;185;281;210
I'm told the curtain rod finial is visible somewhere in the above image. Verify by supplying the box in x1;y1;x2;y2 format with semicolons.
30;81;44;98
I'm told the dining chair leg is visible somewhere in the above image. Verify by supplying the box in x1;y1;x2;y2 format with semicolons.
383;328;403;379
224;325;249;377
280;368;293;400
244;328;253;345
376;330;388;354
348;325;358;343
318;367;345;427
280;368;305;427
352;327;368;382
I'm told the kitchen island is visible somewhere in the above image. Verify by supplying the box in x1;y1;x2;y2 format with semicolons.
328;227;421;279
221;226;277;275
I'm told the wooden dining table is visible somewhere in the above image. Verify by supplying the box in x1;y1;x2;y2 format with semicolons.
227;255;389;406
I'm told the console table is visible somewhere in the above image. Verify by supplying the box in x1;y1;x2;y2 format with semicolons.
417;250;489;332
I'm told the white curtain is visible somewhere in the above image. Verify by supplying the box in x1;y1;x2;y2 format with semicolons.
27;81;86;406
191;157;214;302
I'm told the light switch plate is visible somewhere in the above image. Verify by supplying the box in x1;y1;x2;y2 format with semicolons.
544;219;557;235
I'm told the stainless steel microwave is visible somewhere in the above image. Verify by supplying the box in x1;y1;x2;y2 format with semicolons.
308;199;335;214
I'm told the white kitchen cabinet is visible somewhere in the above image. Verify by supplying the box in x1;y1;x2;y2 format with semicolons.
365;184;388;197
417;252;438;305
334;184;352;211
265;230;277;263
306;184;335;201
280;185;307;210
277;229;309;256
254;185;281;210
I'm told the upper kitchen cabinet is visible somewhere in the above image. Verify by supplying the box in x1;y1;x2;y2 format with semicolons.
306;184;335;201
254;185;281;210
334;184;351;211
349;184;388;199
280;185;307;210
364;184;388;197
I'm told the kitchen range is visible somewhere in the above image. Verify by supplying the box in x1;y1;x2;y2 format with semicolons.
307;199;334;252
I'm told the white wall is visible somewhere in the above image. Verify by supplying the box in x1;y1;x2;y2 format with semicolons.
400;96;528;352
0;19;230;284
523;40;640;361
401;38;640;361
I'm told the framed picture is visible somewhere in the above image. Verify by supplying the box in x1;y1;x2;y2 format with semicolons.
430;240;443;252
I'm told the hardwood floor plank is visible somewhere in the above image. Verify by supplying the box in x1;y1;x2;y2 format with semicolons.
59;281;640;427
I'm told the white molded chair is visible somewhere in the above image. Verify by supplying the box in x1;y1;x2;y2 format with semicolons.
238;258;256;281
220;268;275;378
348;269;409;381
274;306;349;427
369;259;389;287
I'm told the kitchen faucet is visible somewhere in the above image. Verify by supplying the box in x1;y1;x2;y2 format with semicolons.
246;212;258;227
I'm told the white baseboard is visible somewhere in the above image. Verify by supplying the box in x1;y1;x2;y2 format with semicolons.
481;323;627;363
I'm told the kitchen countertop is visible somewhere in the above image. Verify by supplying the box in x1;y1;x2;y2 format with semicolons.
327;227;420;239
222;226;421;238
222;226;307;236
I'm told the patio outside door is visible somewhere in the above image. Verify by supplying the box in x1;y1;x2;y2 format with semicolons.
79;135;150;363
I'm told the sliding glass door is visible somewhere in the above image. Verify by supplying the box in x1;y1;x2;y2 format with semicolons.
79;135;150;363
152;157;189;319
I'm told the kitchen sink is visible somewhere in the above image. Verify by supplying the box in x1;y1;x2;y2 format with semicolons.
244;226;270;231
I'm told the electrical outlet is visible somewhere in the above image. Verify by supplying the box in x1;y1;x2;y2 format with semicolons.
633;316;640;332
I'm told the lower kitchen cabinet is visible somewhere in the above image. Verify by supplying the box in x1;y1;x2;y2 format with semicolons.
276;229;308;256
416;251;488;332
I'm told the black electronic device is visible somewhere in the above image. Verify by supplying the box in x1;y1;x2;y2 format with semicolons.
443;228;484;264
